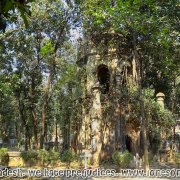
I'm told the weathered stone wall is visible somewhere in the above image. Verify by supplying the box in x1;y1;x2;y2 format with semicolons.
77;40;142;164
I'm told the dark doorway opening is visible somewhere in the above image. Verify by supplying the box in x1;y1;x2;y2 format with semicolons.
125;135;132;153
97;65;110;94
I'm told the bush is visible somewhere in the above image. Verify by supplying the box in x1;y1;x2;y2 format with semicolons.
174;153;180;166
20;151;39;167
38;149;49;166
38;149;59;166
48;150;59;165
0;148;9;166
74;153;82;162
148;152;155;165
112;150;133;168
60;150;74;167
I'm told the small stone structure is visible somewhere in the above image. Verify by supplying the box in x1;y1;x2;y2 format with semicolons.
155;92;178;162
156;92;165;109
174;119;180;152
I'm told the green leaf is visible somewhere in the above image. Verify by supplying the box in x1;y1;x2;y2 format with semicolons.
3;1;14;13
19;9;29;28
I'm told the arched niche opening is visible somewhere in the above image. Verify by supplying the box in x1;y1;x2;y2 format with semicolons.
97;64;110;94
125;135;133;153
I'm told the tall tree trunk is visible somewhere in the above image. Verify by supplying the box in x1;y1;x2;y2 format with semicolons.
139;83;149;171
39;16;68;149
171;77;176;143
132;32;149;171
24;126;29;151
40;74;51;149
55;119;58;150
31;110;38;149
29;75;39;149
17;94;29;151
62;115;70;151
40;105;46;149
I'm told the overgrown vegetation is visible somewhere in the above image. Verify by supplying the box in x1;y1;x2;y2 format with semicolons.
0;148;9;166
20;151;39;166
112;150;133;168
174;153;180;167
60;150;75;167
20;150;60;167
38;149;59;166
0;0;179;169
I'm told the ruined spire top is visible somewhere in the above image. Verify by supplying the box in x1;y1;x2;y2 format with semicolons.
156;92;165;109
156;92;165;98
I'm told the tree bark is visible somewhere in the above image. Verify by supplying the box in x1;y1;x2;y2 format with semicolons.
29;75;39;149
171;77;176;144
39;14;68;149
132;32;149;171
16;92;29;151
139;84;149;171
40;74;51;149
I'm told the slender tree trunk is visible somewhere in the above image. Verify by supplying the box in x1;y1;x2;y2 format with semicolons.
28;137;31;150
171;77;176;142
17;93;29;151
40;105;46;149
39;16;68;149
139;84;149;171
29;75;39;149
24;126;29;151
31;110;38;149
55;120;58;150
132;32;149;171
40;74;51;149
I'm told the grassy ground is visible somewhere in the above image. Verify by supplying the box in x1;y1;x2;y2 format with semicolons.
4;151;179;180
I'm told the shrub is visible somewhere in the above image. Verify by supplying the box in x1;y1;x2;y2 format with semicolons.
60;150;74;167
38;149;59;166
0;148;9;166
112;150;133;168
38;149;49;166
20;151;39;167
174;153;180;166
48;150;59;165
74;153;82;162
148;152;157;165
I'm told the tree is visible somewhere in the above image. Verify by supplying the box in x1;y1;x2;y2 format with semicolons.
0;0;35;32
0;0;76;150
74;0;179;170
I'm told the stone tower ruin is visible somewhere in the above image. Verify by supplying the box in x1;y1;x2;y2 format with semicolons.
76;36;142;163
